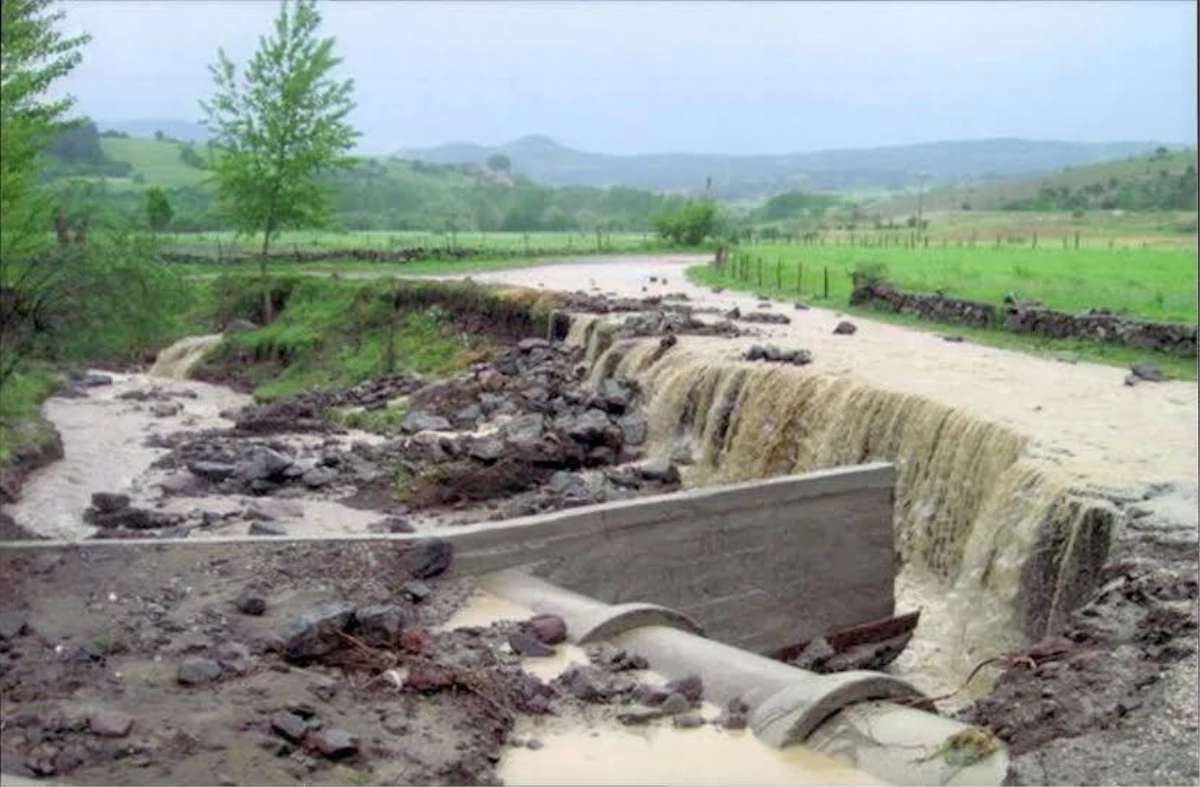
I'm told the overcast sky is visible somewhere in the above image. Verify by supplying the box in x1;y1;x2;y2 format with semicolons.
56;0;1197;155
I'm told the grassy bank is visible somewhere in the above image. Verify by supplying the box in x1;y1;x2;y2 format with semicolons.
197;275;561;401
708;244;1197;323
0;367;62;464
687;261;1199;380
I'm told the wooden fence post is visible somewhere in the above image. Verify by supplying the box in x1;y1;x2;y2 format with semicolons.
823;266;829;300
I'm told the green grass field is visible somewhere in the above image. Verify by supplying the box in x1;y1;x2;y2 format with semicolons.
703;243;1198;324
162;229;669;256
99;137;207;188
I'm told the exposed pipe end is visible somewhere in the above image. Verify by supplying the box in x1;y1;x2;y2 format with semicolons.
752;671;928;748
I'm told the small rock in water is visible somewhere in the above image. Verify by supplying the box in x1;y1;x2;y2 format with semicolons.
942;334;965;343
660;693;692;715
509;631;556;658
793;302;810;310
833;320;858;335
78;372;114;388
526;614;568;645
150;401;182;418
91;492;131;513
618;707;665;726
664;673;704;702
672;713;706;729
1129;363;1165;382
248;521;288;537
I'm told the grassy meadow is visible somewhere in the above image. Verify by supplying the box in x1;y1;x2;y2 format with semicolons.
695;243;1198;323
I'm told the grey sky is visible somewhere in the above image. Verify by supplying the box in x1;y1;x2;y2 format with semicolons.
57;0;1197;155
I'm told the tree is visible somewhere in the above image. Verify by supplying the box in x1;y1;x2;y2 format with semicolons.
1;0;91;383
486;152;511;174
653;199;717;246
0;0;91;255
145;187;173;232
200;0;358;322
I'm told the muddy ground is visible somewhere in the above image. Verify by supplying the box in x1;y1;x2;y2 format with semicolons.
1;273;1197;785
0;539;756;786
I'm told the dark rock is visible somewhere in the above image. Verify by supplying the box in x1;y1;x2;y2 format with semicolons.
403;580;433;603
794;302;810;310
467;435;506;462
660;693;692;715
368;516;415;534
177;657;223;685
555;665;632;702
78;372;114;388
717;711;748;730
942;334;965;343
150;401;182;418
833;320;858;335
235;586;268;616
618;412;648;446
618;707;665;726
400;538;453;579
301;466;339;488
271;711;309;743
352;604;408;647
91;492;131;513
235;447;293;483
518;338;552;352
248;521;288;537
526;613;568;645
589;645;648;671
637;459;681;485
0;612;30;640
672;713;706;729
509;631;556;657
565;409;613;445
503;413;546;442
216;641;254;675
664;673;704;702
278;601;356;664
88;708;134;738
401;410;452;434
1130;363;1166;382
187;461;237;483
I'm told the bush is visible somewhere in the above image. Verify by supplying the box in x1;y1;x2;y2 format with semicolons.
653;199;717;246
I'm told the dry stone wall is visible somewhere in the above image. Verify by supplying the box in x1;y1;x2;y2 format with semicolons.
849;281;1197;356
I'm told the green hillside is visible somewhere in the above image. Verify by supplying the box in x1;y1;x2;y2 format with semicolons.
99;137;208;188
399;135;1173;199
876;148;1198;215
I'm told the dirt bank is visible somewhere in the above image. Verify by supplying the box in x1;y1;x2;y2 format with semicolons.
453;255;1199;785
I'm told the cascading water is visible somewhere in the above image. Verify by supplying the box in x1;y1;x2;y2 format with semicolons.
571;325;1122;700
149;334;224;380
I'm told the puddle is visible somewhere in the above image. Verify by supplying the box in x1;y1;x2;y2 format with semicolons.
442;590;885;786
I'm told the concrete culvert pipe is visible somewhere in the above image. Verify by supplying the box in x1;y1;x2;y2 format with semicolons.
482;569;1010;787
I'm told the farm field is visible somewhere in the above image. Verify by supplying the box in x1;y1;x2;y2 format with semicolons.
695;243;1198;324
159;229;670;256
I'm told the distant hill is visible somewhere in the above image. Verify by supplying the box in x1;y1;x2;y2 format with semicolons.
397;136;1173;198
874;148;1198;214
98;118;210;144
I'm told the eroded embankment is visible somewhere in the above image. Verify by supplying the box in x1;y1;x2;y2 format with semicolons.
573;317;1118;646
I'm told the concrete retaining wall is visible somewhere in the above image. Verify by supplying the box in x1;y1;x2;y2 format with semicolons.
444;462;898;654
0;463;898;655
